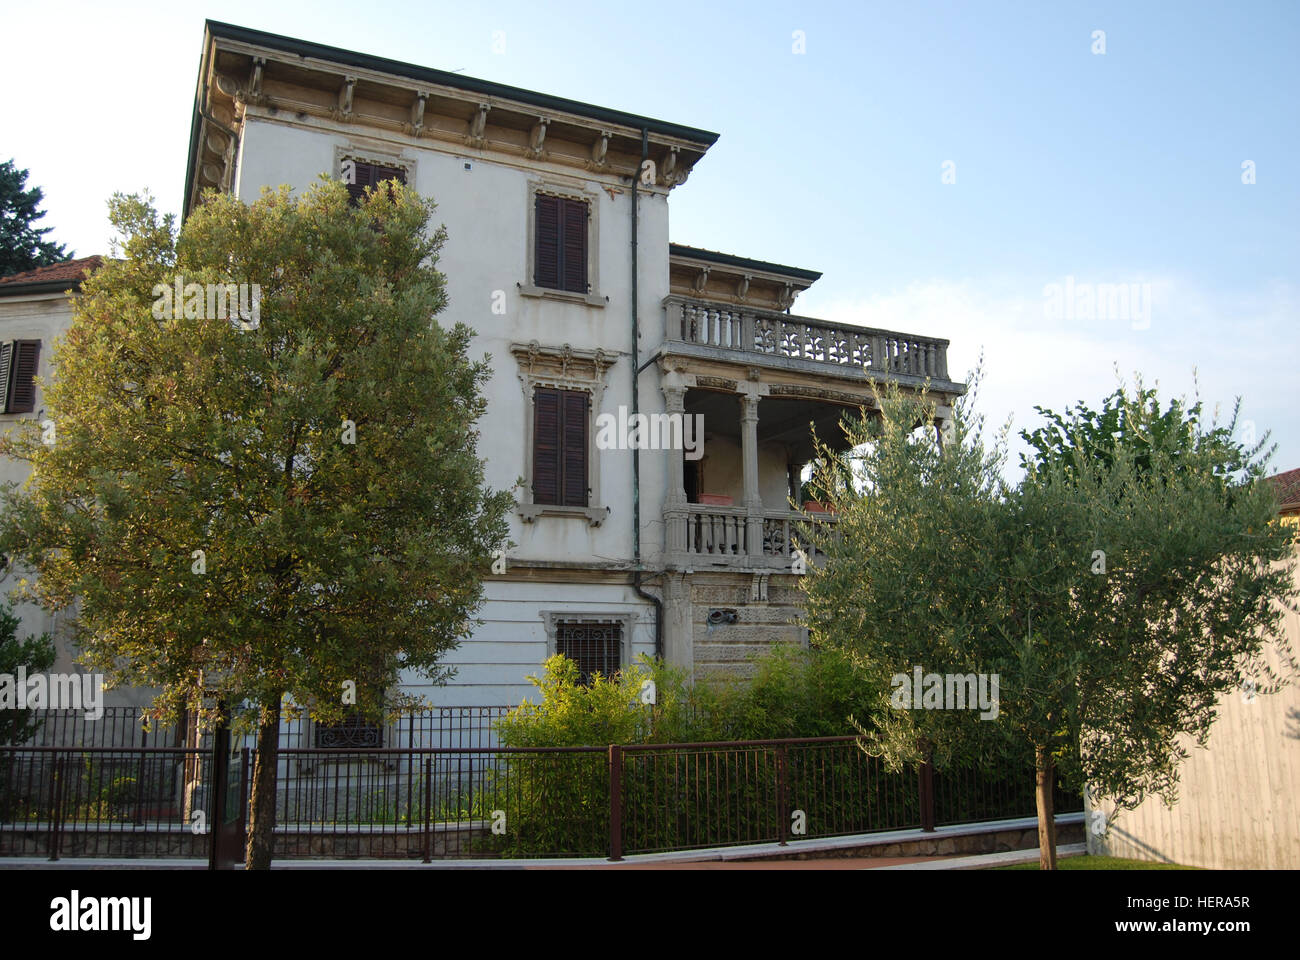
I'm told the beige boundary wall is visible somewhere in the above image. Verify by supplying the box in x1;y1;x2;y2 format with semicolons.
1088;554;1300;869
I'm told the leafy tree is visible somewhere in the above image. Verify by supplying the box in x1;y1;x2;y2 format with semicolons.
803;376;1024;783
0;598;55;745
1009;382;1296;867
0;179;513;868
0;160;71;277
804;375;1297;869
1019;382;1252;484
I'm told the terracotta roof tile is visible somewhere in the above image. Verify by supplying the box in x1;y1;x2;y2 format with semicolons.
1268;468;1300;510
0;256;105;288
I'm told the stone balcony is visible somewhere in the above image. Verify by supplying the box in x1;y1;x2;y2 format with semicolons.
654;295;962;574
669;504;838;572
662;294;955;388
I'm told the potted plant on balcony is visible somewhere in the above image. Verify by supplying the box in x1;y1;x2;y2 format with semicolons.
799;451;855;513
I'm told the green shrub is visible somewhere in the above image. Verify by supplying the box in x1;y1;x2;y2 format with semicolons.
708;644;883;740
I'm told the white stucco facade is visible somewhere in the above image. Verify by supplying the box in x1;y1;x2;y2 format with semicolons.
1;22;963;726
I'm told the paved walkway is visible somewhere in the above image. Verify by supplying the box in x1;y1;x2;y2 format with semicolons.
1;814;1085;870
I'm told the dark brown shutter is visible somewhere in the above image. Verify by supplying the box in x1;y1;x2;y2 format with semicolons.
533;387;561;505
7;340;40;414
561;199;588;293
534;195;561;288
346;161;406;205
561;390;588;506
345;161;373;205
0;343;12;414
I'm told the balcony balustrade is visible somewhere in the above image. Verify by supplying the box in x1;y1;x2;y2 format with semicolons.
667;503;838;569
663;294;950;382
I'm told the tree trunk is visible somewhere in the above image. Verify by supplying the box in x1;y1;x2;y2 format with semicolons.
245;698;281;870
1034;743;1057;870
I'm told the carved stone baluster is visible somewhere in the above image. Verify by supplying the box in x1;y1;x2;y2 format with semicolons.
666;299;684;343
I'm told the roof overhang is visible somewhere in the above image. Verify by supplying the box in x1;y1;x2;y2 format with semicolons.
185;20;720;217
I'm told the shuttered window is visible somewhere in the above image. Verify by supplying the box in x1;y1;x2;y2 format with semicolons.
532;386;589;507
555;620;622;685
343;159;407;205
534;194;588;293
0;340;41;414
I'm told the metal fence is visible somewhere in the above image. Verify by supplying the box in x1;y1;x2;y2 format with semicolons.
17;705;513;752
0;746;211;859
0;736;1083;862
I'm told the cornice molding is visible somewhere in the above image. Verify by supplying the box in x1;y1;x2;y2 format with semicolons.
198;35;709;198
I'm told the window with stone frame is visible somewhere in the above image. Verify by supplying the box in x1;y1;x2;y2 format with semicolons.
340;158;407;206
533;194;589;293
554;620;623;685
531;385;589;507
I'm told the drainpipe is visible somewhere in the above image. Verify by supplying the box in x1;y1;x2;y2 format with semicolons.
629;127;664;660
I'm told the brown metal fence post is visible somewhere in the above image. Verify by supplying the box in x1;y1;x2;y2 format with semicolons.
421;757;432;864
776;746;788;846
133;728;147;825
46;752;64;861
608;744;623;861
208;716;230;870
919;756;936;832
239;747;251;856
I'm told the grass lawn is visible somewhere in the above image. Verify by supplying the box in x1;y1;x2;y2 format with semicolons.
996;855;1200;870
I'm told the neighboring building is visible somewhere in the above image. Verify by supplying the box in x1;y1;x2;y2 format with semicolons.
0;257;156;710
1087;469;1300;869
1270;467;1300;522
2;22;964;730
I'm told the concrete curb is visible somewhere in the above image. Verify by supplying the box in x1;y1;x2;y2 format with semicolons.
869;843;1088;870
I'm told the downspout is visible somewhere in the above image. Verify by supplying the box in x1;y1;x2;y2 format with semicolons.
630;127;664;660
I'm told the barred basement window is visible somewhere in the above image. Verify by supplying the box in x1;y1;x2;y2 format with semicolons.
555;620;622;684
314;711;384;749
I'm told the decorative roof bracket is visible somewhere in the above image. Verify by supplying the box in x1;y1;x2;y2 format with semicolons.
336;76;356;121
528;117;549;158
590;130;610;168
467;102;490;146
409;92;427;135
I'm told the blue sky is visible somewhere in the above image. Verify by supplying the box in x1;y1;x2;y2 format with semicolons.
4;0;1296;476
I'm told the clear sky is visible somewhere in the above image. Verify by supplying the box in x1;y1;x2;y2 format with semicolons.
3;0;1296;477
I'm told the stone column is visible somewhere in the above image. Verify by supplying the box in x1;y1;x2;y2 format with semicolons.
663;384;688;559
741;391;764;558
